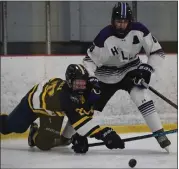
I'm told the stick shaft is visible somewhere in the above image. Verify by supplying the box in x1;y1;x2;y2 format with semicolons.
148;86;178;109
141;80;177;109
88;129;177;147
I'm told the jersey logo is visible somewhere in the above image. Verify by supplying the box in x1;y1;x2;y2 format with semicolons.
70;96;80;104
111;46;119;56
70;95;85;104
111;46;128;60
133;36;140;44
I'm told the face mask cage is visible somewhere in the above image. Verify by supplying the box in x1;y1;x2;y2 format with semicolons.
72;79;87;93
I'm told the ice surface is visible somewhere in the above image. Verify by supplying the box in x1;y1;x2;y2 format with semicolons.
1;133;177;168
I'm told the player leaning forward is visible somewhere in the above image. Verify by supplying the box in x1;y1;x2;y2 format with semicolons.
83;2;171;151
0;64;125;153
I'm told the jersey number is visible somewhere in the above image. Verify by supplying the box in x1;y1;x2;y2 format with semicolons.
46;80;64;96
46;81;57;96
75;108;94;116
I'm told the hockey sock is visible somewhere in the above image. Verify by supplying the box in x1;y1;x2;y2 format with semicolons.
138;100;163;132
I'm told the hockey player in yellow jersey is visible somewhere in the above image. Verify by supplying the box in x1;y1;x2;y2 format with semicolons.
0;64;125;153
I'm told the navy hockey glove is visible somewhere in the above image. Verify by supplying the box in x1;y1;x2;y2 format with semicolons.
93;127;125;150
71;133;89;154
131;63;154;88
88;77;100;91
87;77;101;103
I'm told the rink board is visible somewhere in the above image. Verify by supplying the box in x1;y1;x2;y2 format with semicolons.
1;123;177;140
1;54;177;140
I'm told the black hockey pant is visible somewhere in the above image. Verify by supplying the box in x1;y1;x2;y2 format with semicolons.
94;72;135;112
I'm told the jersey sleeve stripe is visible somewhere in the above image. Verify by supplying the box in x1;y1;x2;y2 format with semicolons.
83;55;94;62
150;49;165;58
55;111;65;116
32;84;43;110
75;118;102;136
72;116;92;130
49;78;58;82
28;85;50;115
28;85;38;109
84;125;103;137
40;83;49;110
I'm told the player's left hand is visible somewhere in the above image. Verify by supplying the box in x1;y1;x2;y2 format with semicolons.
94;127;125;149
88;77;100;91
71;133;89;154
131;63;154;88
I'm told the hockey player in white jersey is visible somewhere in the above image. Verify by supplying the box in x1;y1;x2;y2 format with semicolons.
83;2;171;151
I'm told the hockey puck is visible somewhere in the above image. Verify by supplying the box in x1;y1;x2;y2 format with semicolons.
129;159;137;168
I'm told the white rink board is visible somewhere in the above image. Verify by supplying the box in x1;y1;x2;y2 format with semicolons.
1;54;177;125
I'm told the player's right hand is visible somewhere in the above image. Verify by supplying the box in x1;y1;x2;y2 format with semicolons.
71;133;89;154
129;63;154;88
94;127;125;149
87;77;101;103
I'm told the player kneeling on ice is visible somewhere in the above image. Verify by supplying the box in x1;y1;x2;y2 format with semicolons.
0;64;124;153
83;2;171;151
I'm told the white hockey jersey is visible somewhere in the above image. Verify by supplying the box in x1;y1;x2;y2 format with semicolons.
83;22;165;84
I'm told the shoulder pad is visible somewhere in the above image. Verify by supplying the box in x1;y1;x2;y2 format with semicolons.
94;25;115;47
130;22;150;37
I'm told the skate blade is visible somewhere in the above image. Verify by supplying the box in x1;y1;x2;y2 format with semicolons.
164;146;170;153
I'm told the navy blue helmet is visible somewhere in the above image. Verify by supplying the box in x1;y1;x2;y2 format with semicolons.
111;2;133;37
111;2;133;23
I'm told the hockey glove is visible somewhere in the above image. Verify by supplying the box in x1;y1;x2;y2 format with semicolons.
94;127;125;149
71;133;89;154
88;77;100;92
87;77;101;103
131;63;154;88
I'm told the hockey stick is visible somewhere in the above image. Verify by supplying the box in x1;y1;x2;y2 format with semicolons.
88;128;177;147
141;80;178;109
